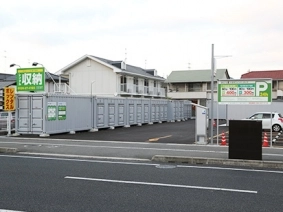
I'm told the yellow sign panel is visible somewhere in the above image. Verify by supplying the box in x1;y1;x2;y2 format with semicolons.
4;87;15;111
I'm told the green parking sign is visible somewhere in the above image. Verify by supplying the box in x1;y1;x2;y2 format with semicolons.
16;68;45;91
218;79;272;104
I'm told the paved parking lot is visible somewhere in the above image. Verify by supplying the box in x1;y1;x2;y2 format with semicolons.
13;119;230;144
4;119;283;146
14;120;196;144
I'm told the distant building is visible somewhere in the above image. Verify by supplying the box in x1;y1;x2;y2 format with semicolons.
56;55;166;98
241;70;283;100
165;69;231;107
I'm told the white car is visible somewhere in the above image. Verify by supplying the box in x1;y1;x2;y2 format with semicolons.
245;112;283;132
0;111;15;129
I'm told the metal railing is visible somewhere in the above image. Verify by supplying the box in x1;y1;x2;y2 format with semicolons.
119;84;165;97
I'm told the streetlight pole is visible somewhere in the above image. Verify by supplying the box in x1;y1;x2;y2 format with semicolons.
10;64;21;68
210;45;232;144
32;62;60;92
210;44;215;144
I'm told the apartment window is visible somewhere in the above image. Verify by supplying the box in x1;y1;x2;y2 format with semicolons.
134;77;138;85
272;81;277;90
120;76;127;92
120;76;127;84
154;81;156;87
134;77;139;92
188;83;201;91
207;82;217;90
144;79;149;86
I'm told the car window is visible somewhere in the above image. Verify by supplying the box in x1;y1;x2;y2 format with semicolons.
0;112;8;117
250;114;263;119
278;113;283;118
262;114;274;119
0;112;15;118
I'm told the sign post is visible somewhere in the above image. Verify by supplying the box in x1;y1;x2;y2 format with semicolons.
4;87;15;136
191;103;208;144
4;87;15;111
218;79;272;147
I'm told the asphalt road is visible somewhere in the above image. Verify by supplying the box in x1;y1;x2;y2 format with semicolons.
9;119;283;147
2;134;283;163
1;154;283;212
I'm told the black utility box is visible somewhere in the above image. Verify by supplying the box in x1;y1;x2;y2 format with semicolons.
229;120;262;160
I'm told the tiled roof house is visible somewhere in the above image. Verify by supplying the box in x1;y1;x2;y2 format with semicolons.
165;69;231;106
57;55;166;98
241;70;283;99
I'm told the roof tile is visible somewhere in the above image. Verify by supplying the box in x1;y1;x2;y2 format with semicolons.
241;70;283;79
165;69;229;83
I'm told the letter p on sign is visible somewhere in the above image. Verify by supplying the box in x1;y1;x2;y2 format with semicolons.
256;82;268;96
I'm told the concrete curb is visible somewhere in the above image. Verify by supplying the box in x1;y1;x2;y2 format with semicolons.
152;155;283;169
0;147;18;153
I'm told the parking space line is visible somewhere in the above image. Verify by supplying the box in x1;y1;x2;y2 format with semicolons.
148;135;172;142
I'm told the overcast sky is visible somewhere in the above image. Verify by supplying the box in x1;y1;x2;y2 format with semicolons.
1;0;283;79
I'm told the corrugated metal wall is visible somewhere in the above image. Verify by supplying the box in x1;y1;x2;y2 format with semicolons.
207;100;283;120
227;103;283;120
16;94;192;135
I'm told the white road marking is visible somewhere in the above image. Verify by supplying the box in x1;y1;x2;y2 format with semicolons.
0;141;227;153
177;165;283;174
2;140;283;158
0;136;150;145
18;152;151;162
0;210;24;212
1;154;283;174
65;176;258;194
0;154;158;166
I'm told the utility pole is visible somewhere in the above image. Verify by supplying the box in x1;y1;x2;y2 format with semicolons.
210;44;215;144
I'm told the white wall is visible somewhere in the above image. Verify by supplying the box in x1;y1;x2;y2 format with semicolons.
65;58;117;96
167;91;207;99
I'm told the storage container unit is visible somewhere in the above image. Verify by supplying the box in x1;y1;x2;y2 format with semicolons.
167;100;174;122
183;100;192;120
15;93;192;136
142;99;151;124
150;99;158;123
136;99;143;125
173;101;182;121
94;97;107;129
117;98;127;126
17;95;45;135
179;100;185;121
107;98;116;127
159;99;169;122
16;93;92;135
127;98;137;126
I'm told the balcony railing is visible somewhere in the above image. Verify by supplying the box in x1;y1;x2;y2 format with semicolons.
119;83;165;97
53;83;75;94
